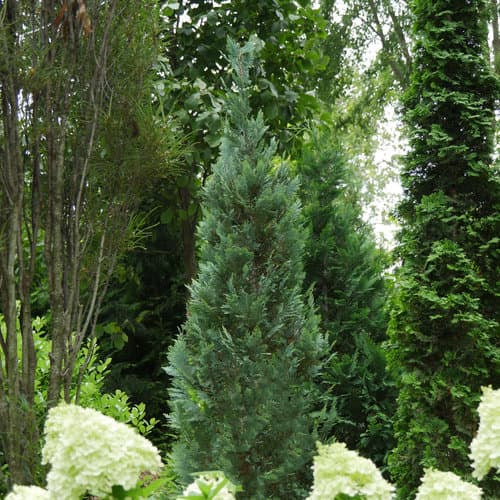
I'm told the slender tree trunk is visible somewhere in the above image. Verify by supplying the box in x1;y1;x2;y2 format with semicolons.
179;185;197;283
366;0;407;87
46;125;69;406
0;0;38;482
3;204;24;485
492;0;500;74
20;110;42;406
387;3;412;74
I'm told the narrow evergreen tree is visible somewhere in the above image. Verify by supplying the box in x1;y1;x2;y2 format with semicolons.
298;136;396;470
166;37;323;499
388;1;500;497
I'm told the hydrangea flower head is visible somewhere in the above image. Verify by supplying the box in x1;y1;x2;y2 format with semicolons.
307;442;395;500
469;386;500;480
5;485;50;500
42;403;162;499
179;471;237;499
415;469;482;499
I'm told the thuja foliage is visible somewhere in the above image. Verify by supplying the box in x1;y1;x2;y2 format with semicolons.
297;135;396;469
388;0;500;497
166;37;323;499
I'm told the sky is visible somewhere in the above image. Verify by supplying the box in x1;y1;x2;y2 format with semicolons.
367;105;405;248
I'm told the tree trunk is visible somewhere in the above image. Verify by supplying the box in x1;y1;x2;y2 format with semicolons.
492;0;500;74
179;185;198;283
0;0;38;482
46;126;69;406
366;0;407;87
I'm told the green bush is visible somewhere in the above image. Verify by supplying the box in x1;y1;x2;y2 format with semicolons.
297;135;396;469
0;310;157;494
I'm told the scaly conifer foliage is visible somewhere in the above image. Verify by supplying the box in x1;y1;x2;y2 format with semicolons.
166;37;323;499
388;0;500;497
298;136;396;470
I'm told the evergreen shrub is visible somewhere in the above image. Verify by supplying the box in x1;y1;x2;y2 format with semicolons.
387;0;500;496
166;37;323;499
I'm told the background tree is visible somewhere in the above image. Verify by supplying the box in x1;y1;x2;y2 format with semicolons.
315;0;410;237
0;0;176;485
320;0;412;100
160;0;328;282
297;132;396;470
97;0;330;444
95;187;188;449
387;0;500;497
166;37;323;499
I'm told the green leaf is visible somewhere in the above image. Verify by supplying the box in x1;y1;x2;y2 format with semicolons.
160;208;173;224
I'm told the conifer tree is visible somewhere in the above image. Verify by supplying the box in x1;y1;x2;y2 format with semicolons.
166;37;323;499
388;1;500;497
298;136;396;469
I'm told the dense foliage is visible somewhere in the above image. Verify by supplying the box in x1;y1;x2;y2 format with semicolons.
159;0;329;282
95;0;331;432
388;0;500;496
166;38;323;499
1;0;499;497
0;0;176;485
7;387;500;498
297;135;396;469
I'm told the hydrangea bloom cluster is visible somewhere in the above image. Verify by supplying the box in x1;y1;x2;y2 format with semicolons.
307;442;395;500
469;386;500;480
415;469;482;499
42;403;162;499
180;471;237;499
5;485;50;500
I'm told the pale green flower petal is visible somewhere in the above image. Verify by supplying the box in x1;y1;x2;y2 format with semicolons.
470;386;500;480
180;471;236;499
415;469;482;500
42;403;162;499
307;442;395;500
5;485;50;500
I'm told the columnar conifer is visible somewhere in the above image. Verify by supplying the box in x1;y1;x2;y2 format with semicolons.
166;37;322;499
388;1;500;497
298;136;396;468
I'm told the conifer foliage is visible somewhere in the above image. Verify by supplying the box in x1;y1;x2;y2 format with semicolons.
298;137;395;469
166;37;323;499
388;0;500;497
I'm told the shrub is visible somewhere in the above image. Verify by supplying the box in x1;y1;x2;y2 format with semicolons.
178;472;239;499
7;403;165;500
42;404;163;499
166;37;323;498
306;442;394;500
6;485;50;500
470;386;500;481
415;469;482;500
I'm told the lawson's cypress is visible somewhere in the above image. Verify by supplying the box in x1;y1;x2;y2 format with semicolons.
166;37;323;499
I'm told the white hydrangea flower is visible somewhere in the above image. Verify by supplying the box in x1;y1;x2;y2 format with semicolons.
415;468;482;500
180;471;236;499
42;403;162;499
307;442;395;500
470;386;500;480
5;485;50;500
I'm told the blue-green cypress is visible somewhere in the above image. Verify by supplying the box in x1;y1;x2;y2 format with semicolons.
166;37;323;499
